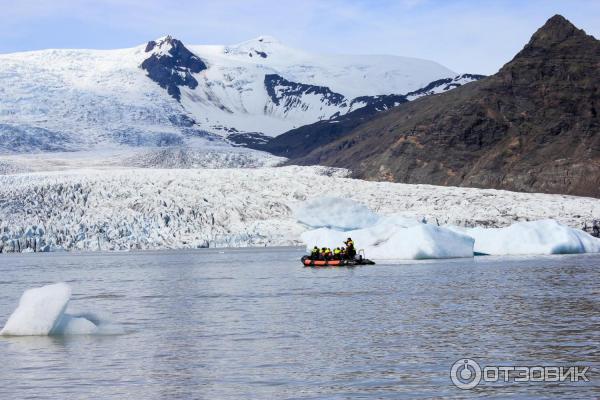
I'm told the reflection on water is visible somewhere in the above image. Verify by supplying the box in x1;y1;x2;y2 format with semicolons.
0;248;598;399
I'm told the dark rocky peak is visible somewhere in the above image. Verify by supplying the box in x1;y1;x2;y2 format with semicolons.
497;15;599;83
140;36;207;101
507;15;597;63
528;15;586;47
144;36;206;73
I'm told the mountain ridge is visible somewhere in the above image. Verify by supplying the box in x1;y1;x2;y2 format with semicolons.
285;15;600;198
0;35;477;154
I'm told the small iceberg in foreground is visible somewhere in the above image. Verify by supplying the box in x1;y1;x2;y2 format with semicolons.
297;198;600;260
1;283;99;336
449;219;600;256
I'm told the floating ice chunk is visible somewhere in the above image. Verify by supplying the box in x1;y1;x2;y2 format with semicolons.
366;224;474;260
0;283;98;336
52;314;98;335
450;219;600;256
302;222;474;260
0;283;72;336
295;197;379;231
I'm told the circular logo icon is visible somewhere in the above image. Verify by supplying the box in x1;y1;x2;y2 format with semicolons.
450;358;482;389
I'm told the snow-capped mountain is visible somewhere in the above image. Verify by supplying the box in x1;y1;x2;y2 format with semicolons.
0;35;480;154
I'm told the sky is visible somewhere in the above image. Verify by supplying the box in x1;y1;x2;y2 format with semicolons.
0;0;599;74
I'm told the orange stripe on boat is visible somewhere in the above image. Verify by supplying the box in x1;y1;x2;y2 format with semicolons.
303;259;345;267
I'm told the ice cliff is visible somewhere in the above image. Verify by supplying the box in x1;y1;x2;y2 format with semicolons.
0;166;598;254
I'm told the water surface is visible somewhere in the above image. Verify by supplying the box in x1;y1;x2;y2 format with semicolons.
0;248;598;399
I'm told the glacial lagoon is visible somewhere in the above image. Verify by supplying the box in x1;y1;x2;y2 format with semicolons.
0;248;598;399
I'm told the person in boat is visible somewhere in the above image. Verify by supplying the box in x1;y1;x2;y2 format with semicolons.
319;247;327;260
325;248;333;260
333;247;342;260
311;246;320;260
344;238;356;259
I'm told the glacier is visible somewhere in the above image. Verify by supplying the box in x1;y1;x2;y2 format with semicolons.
0;283;98;336
0;166;598;254
0;145;284;174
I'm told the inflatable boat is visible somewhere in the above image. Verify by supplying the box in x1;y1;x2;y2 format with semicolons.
301;255;375;267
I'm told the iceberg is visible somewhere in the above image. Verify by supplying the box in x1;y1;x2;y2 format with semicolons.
450;219;600;256
298;198;474;260
301;221;475;260
1;283;98;336
297;198;600;260
295;197;379;231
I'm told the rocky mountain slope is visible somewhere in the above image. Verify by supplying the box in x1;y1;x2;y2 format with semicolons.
289;15;600;198
241;74;482;158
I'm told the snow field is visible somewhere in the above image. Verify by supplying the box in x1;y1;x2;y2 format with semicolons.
0;35;459;151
